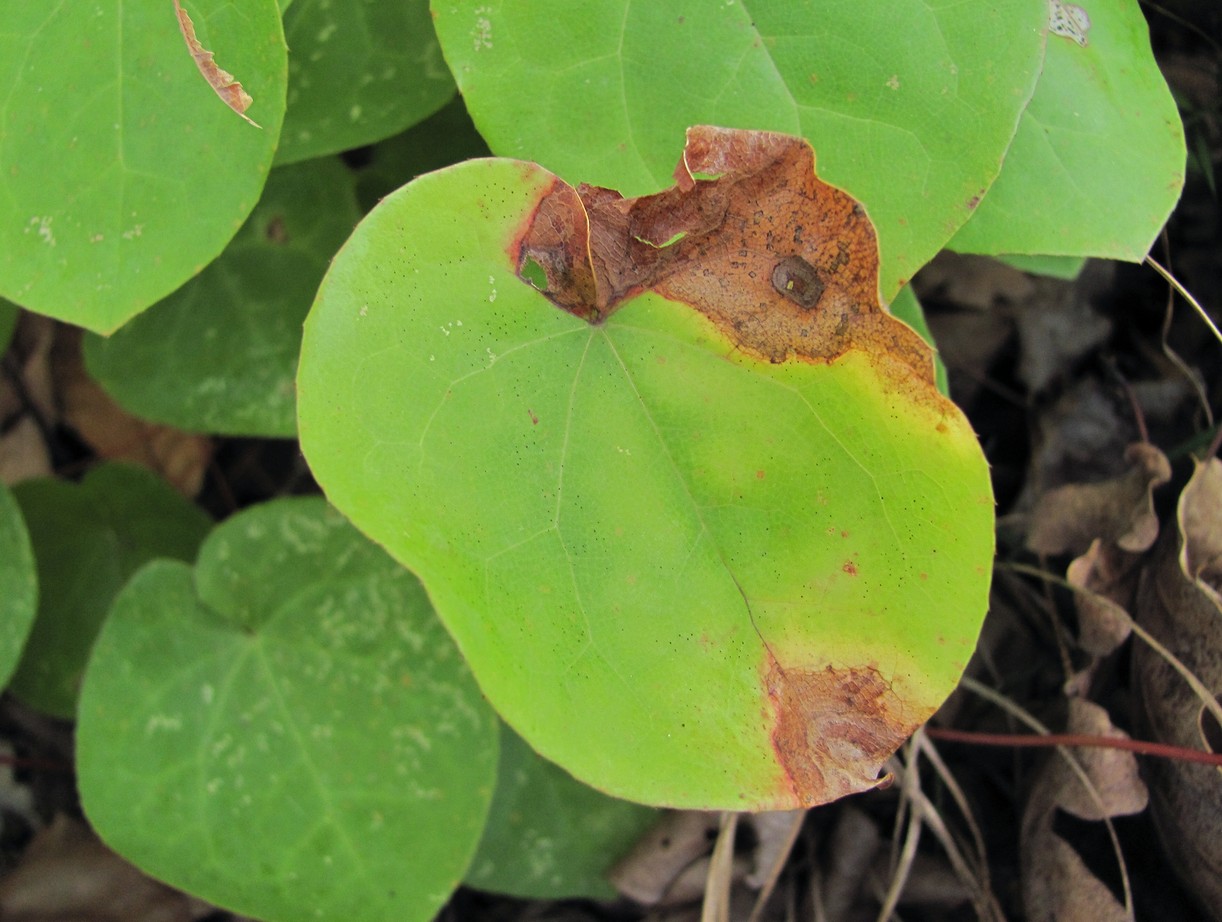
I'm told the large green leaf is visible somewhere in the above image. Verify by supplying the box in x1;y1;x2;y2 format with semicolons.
83;157;360;437
77;498;498;922
950;0;1185;258
431;0;1046;301
466;721;657;899
0;1;287;333
298;129;994;810
0;482;37;690
9;464;211;717
276;0;455;164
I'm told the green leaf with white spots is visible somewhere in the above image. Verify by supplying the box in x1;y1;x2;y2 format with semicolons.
466;722;657;899
0;482;37;690
9;464;211;718
276;0;455;164
77;497;499;922
0;1;287;333
84;157;360;437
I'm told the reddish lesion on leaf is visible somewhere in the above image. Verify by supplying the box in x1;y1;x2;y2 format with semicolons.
512;126;933;385
764;653;919;806
174;0;261;127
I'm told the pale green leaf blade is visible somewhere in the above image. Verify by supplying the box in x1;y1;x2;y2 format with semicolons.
83;157;360;437
0;482;37;689
276;0;455;164
77;498;498;922
949;0;1185;259
0;1;287;333
431;0;1047;299
9;464;211;717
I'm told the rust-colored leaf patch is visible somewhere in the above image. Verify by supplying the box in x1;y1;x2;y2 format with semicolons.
514;126;933;389
174;0;260;127
764;655;907;805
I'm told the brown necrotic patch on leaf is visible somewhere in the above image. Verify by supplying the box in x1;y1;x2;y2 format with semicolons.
512;126;933;384
763;654;915;806
174;0;260;127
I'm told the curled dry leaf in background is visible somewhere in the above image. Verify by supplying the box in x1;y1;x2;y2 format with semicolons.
0;315;55;484
1027;442;1170;656
1027;442;1170;557
1021;699;1148;922
610;812;722;905
1013;264;1114;397
51;328;210;497
1133;458;1222;921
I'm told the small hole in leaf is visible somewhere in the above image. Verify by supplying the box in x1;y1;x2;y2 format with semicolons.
634;231;686;249
519;255;548;291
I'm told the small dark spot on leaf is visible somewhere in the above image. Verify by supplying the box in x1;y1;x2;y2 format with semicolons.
265;215;288;244
843;561;858;575
528;409;539;425
771;255;825;310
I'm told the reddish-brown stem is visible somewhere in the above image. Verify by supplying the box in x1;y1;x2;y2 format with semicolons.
0;753;74;774
925;726;1222;767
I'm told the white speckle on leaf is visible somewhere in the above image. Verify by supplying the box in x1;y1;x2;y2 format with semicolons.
349;104;362;122
202;684;214;705
886;75;900;90
359;304;368;317
205;778;223;795
317;22;337;42
121;224;143;240
145;714;183;734
472;7;493;50
26;216;55;246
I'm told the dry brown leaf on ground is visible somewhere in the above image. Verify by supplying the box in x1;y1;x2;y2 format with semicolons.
1027;442;1171;557
51;328;211;496
1021;699;1148;922
0;814;195;922
1013;265;1114;396
914;251;1036;312
610;811;721;905
1064;538;1142;656
1133;457;1222;921
0;314;56;484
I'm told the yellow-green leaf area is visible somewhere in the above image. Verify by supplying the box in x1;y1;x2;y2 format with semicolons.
298;133;994;810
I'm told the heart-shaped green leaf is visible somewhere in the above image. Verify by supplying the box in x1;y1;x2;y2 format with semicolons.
431;0;1045;301
950;0;1185;259
84;157;360;437
10;464;211;717
276;0;455;164
77;497;498;922
298;128;994;809
0;482;37;690
0;0;286;333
